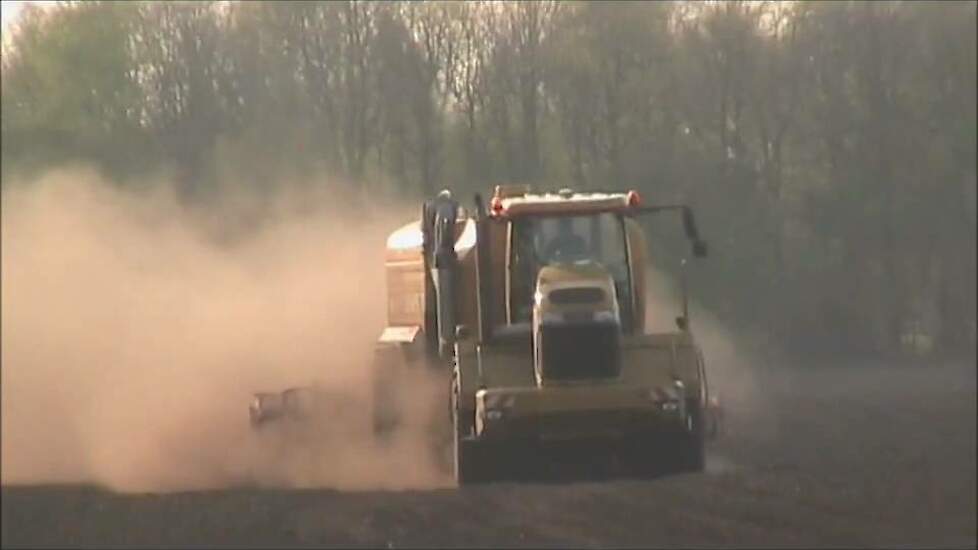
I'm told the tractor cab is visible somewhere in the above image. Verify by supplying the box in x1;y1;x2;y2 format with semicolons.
486;186;648;338
508;209;633;330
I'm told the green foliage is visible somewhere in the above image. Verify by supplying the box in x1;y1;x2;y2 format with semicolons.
2;0;975;357
2;1;147;181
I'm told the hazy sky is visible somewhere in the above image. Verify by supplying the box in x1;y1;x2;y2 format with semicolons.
2;1;26;33
2;1;56;38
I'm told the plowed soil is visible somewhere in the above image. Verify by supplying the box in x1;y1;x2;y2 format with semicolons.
3;360;975;548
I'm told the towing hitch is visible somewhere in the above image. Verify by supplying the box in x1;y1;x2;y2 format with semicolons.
249;386;319;428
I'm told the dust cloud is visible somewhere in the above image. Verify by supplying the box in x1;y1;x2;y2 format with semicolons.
1;167;451;493
643;263;780;449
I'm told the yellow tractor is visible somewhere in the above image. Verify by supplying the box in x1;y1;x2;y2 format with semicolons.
249;185;720;484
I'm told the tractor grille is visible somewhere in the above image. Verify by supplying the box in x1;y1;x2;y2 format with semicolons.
539;321;621;381
548;287;606;305
529;409;648;439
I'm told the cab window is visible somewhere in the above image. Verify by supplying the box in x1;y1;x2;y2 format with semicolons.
509;212;632;328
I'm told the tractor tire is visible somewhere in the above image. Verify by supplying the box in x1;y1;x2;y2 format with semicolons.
452;379;492;485
623;437;664;479
671;399;706;474
371;351;405;439
625;400;705;479
455;439;492;485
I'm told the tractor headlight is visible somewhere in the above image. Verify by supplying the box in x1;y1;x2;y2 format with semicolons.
540;312;564;324
593;310;617;323
647;386;682;412
484;393;516;410
647;386;679;401
480;393;515;424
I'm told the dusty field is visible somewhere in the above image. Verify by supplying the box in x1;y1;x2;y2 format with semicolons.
2;359;975;548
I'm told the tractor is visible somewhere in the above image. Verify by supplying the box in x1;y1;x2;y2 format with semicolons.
249;185;721;485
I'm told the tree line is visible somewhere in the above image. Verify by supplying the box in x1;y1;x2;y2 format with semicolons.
2;1;975;358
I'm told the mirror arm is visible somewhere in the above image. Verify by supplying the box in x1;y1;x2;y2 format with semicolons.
473;193;486;219
630;204;707;257
680;257;690;331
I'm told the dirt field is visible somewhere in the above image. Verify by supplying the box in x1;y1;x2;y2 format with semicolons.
2;359;975;548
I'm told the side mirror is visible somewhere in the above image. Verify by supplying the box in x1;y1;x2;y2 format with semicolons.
675;316;688;331
692;240;708;258
473;193;485;218
681;206;701;241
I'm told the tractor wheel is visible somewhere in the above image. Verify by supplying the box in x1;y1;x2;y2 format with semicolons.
623;436;663;479
671;400;706;474
371;350;405;438
455;439;490;485
452;381;491;485
626;400;705;479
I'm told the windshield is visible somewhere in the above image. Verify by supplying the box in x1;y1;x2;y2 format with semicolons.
509;212;632;326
